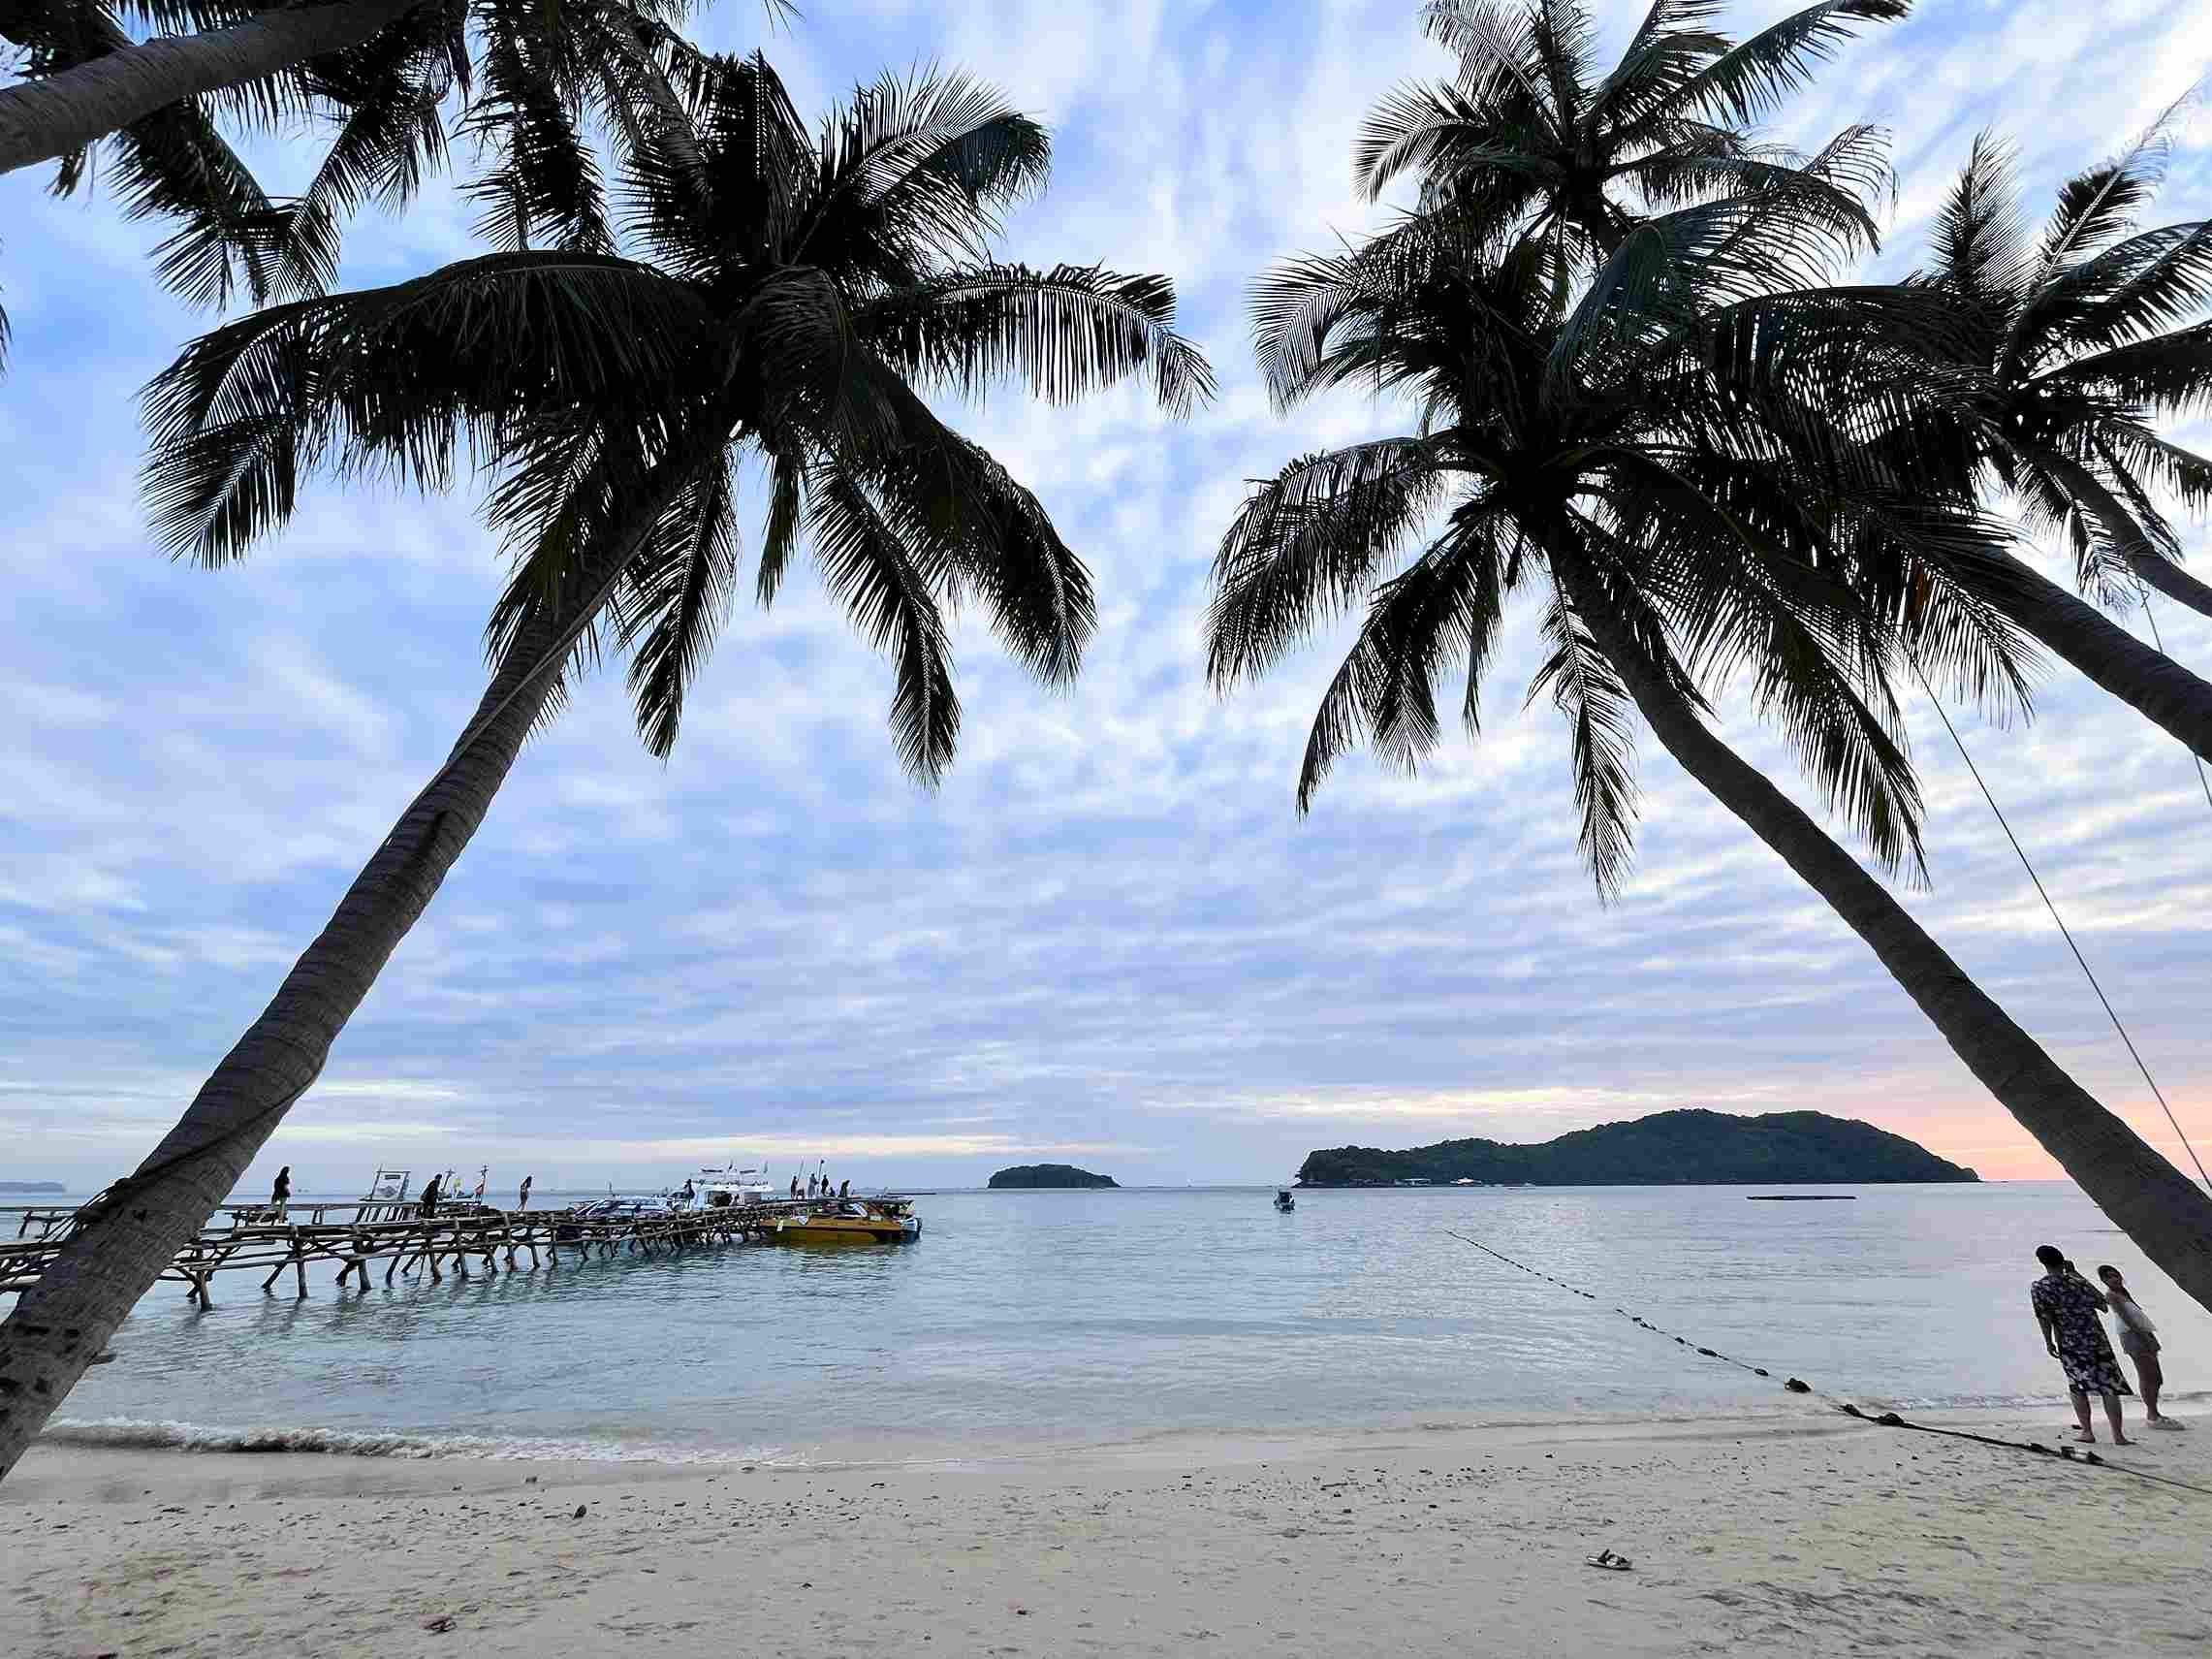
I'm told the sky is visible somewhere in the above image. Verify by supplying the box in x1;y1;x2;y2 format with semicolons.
3;0;2211;1197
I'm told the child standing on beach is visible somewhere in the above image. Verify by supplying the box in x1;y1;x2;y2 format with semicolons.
2099;1265;2184;1431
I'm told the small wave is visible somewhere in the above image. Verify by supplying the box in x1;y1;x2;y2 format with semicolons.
44;1417;799;1465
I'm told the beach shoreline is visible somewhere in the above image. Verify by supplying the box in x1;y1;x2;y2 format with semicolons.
7;1406;2208;1657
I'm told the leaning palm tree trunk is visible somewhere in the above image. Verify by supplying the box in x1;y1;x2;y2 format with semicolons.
0;0;421;177
1989;551;2212;761
1561;573;2212;1318
2128;555;2212;629
0;452;694;1482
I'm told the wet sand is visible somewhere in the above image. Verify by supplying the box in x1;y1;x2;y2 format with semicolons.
5;1408;2208;1657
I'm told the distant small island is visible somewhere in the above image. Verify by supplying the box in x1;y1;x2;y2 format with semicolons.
1298;1109;1976;1187
988;1164;1120;1190
0;1180;66;1194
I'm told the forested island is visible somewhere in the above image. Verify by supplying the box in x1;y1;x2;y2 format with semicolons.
1297;1110;1976;1187
0;1180;65;1193
988;1164;1121;1190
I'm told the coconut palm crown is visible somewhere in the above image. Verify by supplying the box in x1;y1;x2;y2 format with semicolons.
1909;122;2212;622
1211;193;2021;893
143;50;1213;773
1356;0;1904;286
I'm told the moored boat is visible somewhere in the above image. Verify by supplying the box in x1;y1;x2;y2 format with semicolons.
768;1196;921;1244
674;1164;779;1211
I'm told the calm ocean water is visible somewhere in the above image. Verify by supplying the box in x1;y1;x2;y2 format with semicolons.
36;1181;2211;1465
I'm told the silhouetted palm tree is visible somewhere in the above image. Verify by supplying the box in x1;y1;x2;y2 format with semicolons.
1883;128;2212;759
1356;0;1904;283
1208;203;2212;1323
0;52;1211;1479
0;0;776;355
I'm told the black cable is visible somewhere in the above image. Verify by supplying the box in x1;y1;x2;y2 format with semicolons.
1909;659;2212;1196
2142;599;2212;817
1439;1228;2212;1498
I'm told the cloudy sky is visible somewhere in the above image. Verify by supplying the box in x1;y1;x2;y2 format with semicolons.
4;0;2209;1196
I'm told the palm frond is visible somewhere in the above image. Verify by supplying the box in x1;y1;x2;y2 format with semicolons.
142;252;712;562
2052;222;2212;357
1527;591;1642;899
627;50;810;280
803;66;1049;272
460;4;616;255
755;430;806;605
873;433;1096;686
2033;88;2194;278
1590;0;1726;127
1208;439;1446;686
1625;122;1890;256
266;12;465;300
617;452;741;756
1926;131;2026;322
2043;319;2212;414
1419;1;1557;133
806;463;962;782
1553;192;1862;388
1671;0;1907;128
858;262;1213;415
1354;80;1564;203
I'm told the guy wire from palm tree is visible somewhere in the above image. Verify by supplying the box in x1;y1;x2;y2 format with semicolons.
1209;159;2212;1320
0;0;787;366
1355;0;1907;293
1859;111;2212;767
0;49;1213;1482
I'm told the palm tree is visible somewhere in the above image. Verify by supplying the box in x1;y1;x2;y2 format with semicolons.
1878;129;2212;757
0;1;763;175
0;52;1212;1481
1356;0;1905;277
0;4;414;179
1;1;775;354
1207;205;2212;1320
1;3;415;181
1353;3;2212;765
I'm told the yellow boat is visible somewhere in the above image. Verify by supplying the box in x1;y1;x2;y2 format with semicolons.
769;1196;921;1244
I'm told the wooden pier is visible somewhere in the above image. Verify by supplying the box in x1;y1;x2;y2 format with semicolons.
1;1194;843;1306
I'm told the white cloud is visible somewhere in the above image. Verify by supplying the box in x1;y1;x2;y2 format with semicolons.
0;2;2209;1196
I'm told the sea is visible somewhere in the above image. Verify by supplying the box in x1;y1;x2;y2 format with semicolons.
33;1181;2212;1467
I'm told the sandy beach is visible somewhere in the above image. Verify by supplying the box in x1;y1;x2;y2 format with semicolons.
5;1408;2208;1658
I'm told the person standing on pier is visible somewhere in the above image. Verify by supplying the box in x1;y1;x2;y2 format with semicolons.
418;1173;442;1219
790;1175;801;1198
518;1175;533;1210
838;1179;849;1199
269;1165;291;1218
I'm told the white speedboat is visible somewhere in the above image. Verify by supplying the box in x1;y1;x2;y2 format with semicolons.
673;1164;780;1211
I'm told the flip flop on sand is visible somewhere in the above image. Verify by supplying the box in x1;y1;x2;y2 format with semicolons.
1585;1549;1633;1571
2149;1419;2188;1431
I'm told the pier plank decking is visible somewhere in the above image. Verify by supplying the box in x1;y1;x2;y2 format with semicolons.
1;1196;843;1305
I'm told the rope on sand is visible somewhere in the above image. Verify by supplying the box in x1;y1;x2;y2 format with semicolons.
1439;1229;2212;1499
